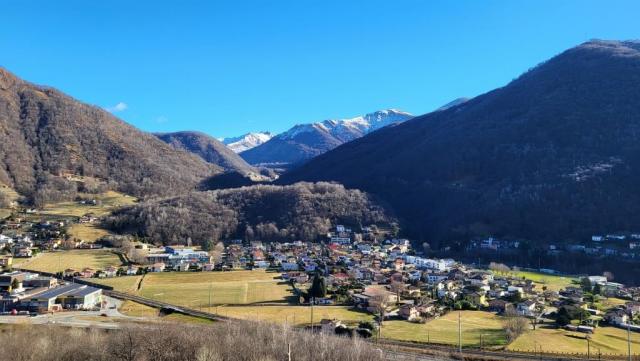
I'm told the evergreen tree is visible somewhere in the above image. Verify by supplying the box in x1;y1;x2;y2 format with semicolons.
202;239;213;252
308;272;327;299
593;282;602;295
556;307;571;326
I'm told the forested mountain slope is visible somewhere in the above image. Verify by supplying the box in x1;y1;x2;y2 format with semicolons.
282;40;640;244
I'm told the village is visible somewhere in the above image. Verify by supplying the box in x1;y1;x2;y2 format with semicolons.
4;208;640;355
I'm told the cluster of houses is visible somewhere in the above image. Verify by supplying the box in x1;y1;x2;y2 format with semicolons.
0;270;102;314
469;233;640;260
0;212;104;262
6;214;640;335
145;246;213;272
0;234;35;258
199;225;640;334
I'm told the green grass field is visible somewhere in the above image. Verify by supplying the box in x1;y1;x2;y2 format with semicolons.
211;305;373;326
101;270;293;306
493;270;576;292
139;270;293;306
18;249;123;273
101;271;375;326
509;325;640;356
381;311;508;347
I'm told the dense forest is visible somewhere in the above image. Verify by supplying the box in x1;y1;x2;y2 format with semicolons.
104;182;394;245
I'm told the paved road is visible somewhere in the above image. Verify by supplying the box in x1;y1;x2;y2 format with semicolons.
0;296;140;329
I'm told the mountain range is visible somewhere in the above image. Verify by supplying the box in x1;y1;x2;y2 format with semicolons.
282;40;640;244
4;39;640;250
240;109;413;165
221;132;273;153
155;131;256;174
0;67;219;204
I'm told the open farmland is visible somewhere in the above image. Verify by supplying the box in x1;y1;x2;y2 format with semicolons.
212;305;373;326
101;270;293;306
489;269;576;292
118;300;214;324
0;185;20;218
40;190;137;218
509;325;640;356
67;223;112;242
381;311;508;347
17;249;123;273
139;270;293;306
93;275;142;292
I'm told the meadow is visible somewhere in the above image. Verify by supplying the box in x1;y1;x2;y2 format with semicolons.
211;305;373;326
381;311;508;347
93;275;142;292
67;223;112;242
140;270;293;306
118;300;214;324
97;270;294;306
40;190;137;217
17;249;123;273
492;269;576;292
509;325;640;356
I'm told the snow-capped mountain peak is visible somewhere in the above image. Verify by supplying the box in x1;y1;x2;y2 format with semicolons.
279;109;413;141
239;108;413;166
222;132;273;153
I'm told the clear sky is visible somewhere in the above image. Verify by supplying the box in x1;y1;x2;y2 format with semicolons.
2;1;639;138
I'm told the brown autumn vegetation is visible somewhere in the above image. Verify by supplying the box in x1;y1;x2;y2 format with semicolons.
104;182;394;245
0;322;384;361
0;67;220;206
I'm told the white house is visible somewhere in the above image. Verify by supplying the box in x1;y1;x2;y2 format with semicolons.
281;262;299;271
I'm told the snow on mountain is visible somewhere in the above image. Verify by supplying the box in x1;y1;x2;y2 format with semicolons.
222;132;273;153
279;109;413;142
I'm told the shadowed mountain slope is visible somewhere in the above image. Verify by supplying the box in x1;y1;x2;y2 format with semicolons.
281;40;640;244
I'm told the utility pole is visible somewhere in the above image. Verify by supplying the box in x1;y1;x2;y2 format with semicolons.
458;312;462;353
587;335;590;361
310;297;314;331
628;323;632;361
208;283;212;310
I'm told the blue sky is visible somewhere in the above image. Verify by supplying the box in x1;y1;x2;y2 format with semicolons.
2;1;639;138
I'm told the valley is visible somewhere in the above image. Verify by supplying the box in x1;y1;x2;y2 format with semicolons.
2;11;640;359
